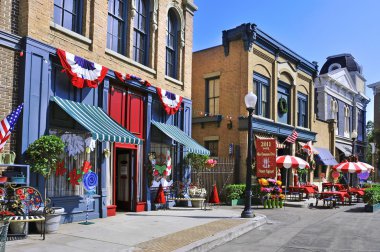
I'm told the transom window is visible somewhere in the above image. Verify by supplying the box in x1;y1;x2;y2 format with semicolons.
107;0;128;54
133;0;150;65
253;73;270;118
206;78;220;115
297;92;308;128
54;0;83;34
166;9;178;79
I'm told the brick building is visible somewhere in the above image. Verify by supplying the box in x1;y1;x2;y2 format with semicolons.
192;23;336;186
0;0;206;222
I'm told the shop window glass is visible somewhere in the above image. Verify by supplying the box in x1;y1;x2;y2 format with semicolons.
47;131;97;197
107;0;128;54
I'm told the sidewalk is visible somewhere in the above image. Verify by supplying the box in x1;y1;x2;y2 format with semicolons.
6;206;267;252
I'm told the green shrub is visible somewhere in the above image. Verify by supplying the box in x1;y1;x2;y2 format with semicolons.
225;184;246;201
363;187;380;206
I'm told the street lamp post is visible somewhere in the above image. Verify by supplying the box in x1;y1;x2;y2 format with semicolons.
241;92;257;218
350;130;358;186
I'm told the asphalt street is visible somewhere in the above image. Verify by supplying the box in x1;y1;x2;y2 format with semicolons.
212;203;380;252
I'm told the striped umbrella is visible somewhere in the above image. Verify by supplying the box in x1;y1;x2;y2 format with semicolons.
356;162;374;171
276;155;310;169
333;161;368;174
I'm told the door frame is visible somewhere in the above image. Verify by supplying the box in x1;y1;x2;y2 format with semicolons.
113;143;138;211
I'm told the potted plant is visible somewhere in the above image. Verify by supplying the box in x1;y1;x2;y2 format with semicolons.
188;184;206;207
225;184;245;206
363;185;380;212
25;135;65;233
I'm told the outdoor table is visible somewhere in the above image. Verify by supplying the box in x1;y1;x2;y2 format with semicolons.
318;191;351;205
288;186;305;200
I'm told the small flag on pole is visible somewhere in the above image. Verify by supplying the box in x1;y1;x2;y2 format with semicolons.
0;103;24;152
285;129;298;144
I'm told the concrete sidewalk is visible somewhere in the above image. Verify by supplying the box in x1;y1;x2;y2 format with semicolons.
6;206;267;252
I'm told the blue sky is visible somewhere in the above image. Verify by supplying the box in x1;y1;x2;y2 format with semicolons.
193;0;379;122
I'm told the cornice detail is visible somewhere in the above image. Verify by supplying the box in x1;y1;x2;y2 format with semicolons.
253;47;274;63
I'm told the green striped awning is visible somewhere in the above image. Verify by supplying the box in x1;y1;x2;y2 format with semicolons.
52;96;142;145
151;120;210;155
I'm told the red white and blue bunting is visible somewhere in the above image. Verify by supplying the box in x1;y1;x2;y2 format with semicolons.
156;87;183;115
114;71;151;87
57;49;108;88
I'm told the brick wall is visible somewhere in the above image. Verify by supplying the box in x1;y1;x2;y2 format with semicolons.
0;46;20;153
19;0;195;99
0;0;20;34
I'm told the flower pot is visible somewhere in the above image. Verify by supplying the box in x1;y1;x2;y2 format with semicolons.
270;199;274;208
107;205;117;216
279;200;284;208
228;199;238;206
275;199;279;208
36;207;64;234
263;199;267;208
136;202;146;212
10;222;26;234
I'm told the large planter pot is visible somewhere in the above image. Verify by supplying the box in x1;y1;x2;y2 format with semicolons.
36;207;64;234
191;199;204;208
9;222;26;234
237;198;245;205
364;203;380;212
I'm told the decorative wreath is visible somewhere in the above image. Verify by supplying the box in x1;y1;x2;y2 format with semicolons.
278;98;288;114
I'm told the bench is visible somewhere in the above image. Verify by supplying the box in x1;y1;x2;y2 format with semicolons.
0;184;46;240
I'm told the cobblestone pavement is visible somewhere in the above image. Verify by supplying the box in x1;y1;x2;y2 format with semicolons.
212;202;380;252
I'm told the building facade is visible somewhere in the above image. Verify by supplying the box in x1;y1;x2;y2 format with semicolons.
315;54;370;163
0;0;203;222
192;23;322;185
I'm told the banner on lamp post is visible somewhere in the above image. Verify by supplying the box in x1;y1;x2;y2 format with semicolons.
256;137;277;178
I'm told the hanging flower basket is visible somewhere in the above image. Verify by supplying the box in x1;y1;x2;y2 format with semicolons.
278;98;288;114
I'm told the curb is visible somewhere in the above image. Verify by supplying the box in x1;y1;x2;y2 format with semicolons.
174;214;267;252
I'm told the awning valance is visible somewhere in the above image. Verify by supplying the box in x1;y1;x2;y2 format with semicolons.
335;143;352;157
151;120;210;155
52;96;142;145
314;147;338;166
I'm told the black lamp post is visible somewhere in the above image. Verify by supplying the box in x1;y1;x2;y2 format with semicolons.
351;130;357;162
241;92;257;218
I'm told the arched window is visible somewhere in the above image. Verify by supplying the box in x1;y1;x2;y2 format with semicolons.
133;0;150;65
107;0;128;55
166;9;178;79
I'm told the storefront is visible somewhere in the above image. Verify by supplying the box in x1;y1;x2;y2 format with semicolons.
19;39;198;221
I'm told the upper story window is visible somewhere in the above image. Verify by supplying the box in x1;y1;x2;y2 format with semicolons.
166;9;178;79
357;109;364;141
205;140;218;157
253;73;270;118
133;0;150;65
344;105;350;137
297;93;308;128
107;0;128;54
277;82;290;124
330;98;339;135
54;0;83;34
206;78;220;115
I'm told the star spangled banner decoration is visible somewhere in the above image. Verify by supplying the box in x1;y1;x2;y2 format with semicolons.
0;103;23;152
57;49;108;89
156;87;183;115
114;71;151;87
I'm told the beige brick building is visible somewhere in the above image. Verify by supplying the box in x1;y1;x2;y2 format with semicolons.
192;23;335;185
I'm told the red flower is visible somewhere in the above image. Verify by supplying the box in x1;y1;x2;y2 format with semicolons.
153;170;159;176
16;188;23;195
0;210;15;216
68;168;82;188
163;170;167;176
81;161;92;174
55;160;67;177
27;188;34;194
35;198;40;203
19;194;26;200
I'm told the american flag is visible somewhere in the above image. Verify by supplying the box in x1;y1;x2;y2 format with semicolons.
285;129;298;144
0;104;24;152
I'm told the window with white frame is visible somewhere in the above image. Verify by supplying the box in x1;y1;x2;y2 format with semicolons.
344;105;350;137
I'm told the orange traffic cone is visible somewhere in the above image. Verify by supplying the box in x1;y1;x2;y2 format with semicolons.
209;184;220;204
154;183;166;204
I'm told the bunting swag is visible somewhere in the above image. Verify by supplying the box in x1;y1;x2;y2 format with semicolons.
57;49;108;88
114;71;151;87
156;87;183;115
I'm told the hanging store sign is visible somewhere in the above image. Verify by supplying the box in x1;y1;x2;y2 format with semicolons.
256;137;276;178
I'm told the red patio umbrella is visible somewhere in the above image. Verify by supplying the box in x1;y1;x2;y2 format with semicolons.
356;162;374;171
333;161;368;174
276;155;310;169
